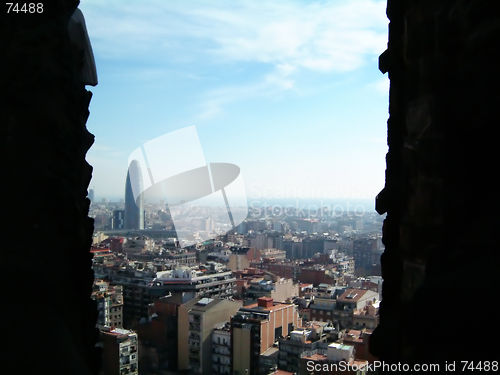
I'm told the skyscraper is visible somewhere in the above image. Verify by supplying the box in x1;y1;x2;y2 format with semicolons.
88;188;94;203
113;210;125;229
124;160;144;230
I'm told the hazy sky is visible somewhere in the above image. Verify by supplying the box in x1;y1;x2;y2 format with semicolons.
81;0;389;209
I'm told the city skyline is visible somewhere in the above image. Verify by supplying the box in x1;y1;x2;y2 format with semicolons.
81;0;389;211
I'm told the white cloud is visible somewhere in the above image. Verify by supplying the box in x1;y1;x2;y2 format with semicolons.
80;0;388;73
196;62;300;120
79;1;389;201
368;77;390;95
81;0;389;125
198;98;225;120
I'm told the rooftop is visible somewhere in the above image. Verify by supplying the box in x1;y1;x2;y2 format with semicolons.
182;296;226;311
103;327;136;337
337;288;370;302
242;302;293;312
261;346;279;357
328;342;353;351
301;353;328;361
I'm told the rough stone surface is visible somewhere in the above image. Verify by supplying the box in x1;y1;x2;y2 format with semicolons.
1;2;99;374
371;0;500;369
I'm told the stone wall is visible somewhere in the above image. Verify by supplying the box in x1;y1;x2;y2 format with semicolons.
371;0;500;368
1;2;99;374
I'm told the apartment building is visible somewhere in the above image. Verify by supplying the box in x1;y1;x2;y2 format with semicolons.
278;322;333;374
178;297;242;374
212;322;231;375
231;298;301;375
101;327;139;375
92;280;123;329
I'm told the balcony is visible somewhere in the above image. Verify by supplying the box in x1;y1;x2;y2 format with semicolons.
213;348;230;356
189;351;200;359
213;340;230;347
188;340;199;348
119;358;131;366
189;323;200;331
212;356;231;366
189;358;200;369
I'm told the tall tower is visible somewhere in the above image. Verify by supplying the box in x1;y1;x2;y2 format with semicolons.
88;188;94;203
124;160;144;230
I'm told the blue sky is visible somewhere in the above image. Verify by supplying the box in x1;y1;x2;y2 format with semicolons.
80;0;389;210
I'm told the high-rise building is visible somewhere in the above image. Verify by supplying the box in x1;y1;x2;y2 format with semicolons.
88;188;94;203
124;160;144;230
212;322;232;375
113;210;125;229
137;293;188;373
352;238;381;274
101;327;139;375
231;297;301;375
178;297;243;374
92;281;124;329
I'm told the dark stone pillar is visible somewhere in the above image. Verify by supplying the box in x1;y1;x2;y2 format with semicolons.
1;2;99;374
371;0;500;369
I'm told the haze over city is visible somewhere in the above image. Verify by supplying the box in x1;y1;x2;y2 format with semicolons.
81;0;389;211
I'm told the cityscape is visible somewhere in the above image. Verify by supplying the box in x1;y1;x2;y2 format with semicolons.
88;177;385;375
84;1;388;371
79;2;389;372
